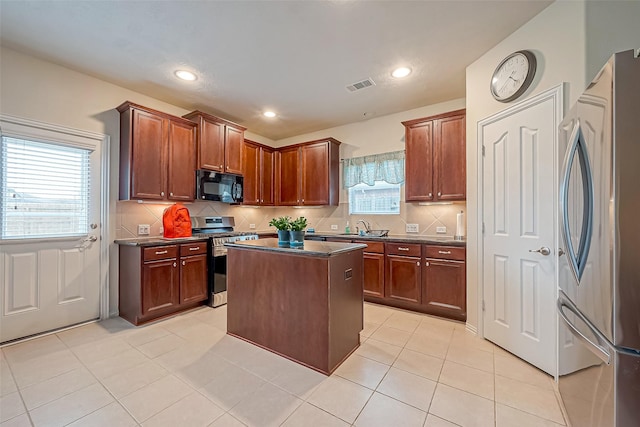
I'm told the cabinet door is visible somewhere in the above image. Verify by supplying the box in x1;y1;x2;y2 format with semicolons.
131;109;165;199
363;252;385;298
167;120;196;201
199;119;225;172
405;121;434;202
142;259;179;316
386;255;421;304
301;142;330;205
278;147;300;205
261;147;275;206
179;254;208;304
225;125;244;175
435;114;466;200
242;141;260;205
423;259;466;319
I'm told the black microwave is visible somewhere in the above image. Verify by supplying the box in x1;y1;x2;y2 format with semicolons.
196;170;243;203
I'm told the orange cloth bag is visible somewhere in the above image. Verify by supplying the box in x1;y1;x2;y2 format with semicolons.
162;204;192;238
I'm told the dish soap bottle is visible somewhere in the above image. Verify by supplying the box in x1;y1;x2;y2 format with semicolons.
345;221;351;234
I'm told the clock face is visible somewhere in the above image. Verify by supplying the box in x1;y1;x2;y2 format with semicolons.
490;50;536;102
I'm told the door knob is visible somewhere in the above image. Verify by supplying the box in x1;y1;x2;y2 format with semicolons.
90;223;98;229
529;247;551;256
558;248;565;256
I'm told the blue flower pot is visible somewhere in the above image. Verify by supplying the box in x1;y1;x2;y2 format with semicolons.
290;230;304;247
277;230;290;246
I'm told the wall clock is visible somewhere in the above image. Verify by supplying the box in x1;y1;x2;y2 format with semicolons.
490;50;537;102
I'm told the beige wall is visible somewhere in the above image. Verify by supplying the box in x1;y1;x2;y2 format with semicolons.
464;0;639;331
0;46;274;316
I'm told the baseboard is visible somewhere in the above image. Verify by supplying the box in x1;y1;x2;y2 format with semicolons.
465;323;478;335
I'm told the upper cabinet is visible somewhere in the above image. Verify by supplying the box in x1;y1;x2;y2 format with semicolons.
403;109;466;202
118;101;197;201
243;139;275;206
276;138;340;206
182;111;246;175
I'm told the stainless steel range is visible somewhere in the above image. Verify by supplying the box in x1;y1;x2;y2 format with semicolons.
191;216;258;307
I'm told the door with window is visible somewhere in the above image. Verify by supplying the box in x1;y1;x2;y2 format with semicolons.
0;116;103;343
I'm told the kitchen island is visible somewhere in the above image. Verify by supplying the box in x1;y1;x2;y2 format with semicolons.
225;238;366;374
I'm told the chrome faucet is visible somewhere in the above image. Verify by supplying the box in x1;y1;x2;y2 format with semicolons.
357;219;371;233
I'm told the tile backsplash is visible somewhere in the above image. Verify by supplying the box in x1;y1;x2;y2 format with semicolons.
116;200;466;239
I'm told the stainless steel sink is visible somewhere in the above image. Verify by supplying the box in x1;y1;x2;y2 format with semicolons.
364;230;389;237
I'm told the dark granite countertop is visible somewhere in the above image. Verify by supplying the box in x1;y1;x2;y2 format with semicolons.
304;232;466;247
114;236;209;247
225;238;367;257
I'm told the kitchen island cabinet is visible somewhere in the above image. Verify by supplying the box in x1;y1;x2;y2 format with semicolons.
225;238;365;374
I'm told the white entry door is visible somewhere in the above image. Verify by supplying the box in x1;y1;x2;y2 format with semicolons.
479;85;562;375
0;116;104;343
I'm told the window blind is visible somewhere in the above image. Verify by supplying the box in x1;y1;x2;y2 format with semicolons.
1;136;91;239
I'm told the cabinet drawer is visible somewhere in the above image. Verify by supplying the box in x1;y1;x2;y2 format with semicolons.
180;241;208;256
143;245;178;261
424;246;465;261
353;240;384;254
386;243;421;257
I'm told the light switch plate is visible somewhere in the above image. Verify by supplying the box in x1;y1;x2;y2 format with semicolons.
436;226;447;234
406;223;419;233
138;224;150;235
331;225;338;230
249;224;256;229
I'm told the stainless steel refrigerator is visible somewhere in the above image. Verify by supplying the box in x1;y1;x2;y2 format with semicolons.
557;49;640;427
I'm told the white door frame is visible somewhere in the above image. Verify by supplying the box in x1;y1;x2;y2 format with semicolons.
475;84;564;340
0;114;111;322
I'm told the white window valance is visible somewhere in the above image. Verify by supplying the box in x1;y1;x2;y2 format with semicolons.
343;150;405;188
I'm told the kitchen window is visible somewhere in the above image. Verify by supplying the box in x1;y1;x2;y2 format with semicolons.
343;150;404;215
0;135;91;239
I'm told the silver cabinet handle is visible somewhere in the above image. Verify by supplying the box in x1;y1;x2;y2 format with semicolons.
155;250;168;255
438;250;451;255
398;247;410;251
170;192;173;196
425;261;430;267
173;262;177;267
182;261;186;266
220;164;223;168
189;247;199;251
161;191;165;197
437;192;441;197
417;261;420;266
529;247;551;256
428;193;432;197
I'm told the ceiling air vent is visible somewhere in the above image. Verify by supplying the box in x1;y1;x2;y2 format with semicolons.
346;78;376;92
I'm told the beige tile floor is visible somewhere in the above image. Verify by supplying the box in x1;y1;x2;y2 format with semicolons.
0;303;567;427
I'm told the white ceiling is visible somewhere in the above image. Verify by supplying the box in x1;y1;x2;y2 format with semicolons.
0;1;552;140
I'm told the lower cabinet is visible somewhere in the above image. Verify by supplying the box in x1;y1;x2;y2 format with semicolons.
119;240;209;325
423;258;466;320
354;240;385;298
385;243;422;304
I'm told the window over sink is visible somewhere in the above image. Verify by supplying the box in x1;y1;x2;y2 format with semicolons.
348;181;400;215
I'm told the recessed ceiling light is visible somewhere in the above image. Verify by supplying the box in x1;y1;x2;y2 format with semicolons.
175;70;197;81
391;67;412;78
263;111;276;118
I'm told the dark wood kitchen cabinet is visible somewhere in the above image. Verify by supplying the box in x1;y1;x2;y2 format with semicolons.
118;102;197;201
119;240;208;325
385;243;422;304
354;240;385;298
243;139;275;206
422;245;466;321
183;110;246;175
403;109;466;202
276;138;340;206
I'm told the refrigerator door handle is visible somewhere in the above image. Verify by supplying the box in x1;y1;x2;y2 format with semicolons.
557;291;611;365
559;120;595;283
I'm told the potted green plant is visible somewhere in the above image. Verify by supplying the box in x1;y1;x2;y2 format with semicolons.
269;216;291;246
289;216;308;247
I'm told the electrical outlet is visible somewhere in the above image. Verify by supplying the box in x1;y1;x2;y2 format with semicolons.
436;226;446;234
331;224;338;230
138;224;150;235
249;224;256;229
406;223;419;233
